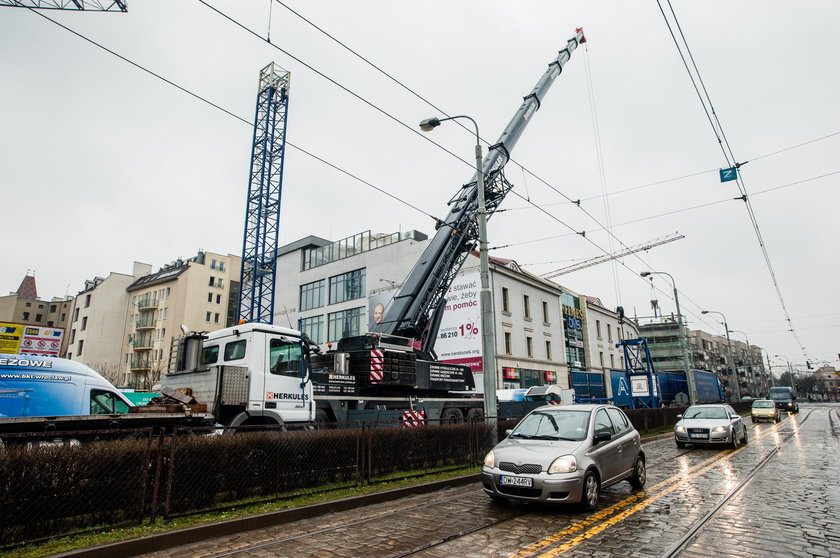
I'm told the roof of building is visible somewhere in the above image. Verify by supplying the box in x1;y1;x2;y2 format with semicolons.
126;264;188;292
17;274;38;299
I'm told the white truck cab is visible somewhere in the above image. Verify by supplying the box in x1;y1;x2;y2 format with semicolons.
164;323;315;427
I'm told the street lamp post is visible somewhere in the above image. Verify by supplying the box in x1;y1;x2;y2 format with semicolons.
420;115;497;430
640;271;695;405
702;310;741;401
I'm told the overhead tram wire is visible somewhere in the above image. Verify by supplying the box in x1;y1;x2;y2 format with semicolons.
263;0;696;294
658;0;810;357
28;8;442;225
228;0;834;348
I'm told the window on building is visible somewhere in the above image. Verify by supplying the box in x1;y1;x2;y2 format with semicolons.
74;308;79;322
211;259;217;270
216;294;221;304
300;315;324;344
50;304;57;313
38;304;44;309
214;313;220;323
217;278;224;289
47;321;53;327
78;339;84;356
599;352;604;367
504;332;512;355
219;261;225;272
300;280;325;311
596;320;602;339
542;301;549;324
610;354;615;368
206;311;211;322
22;312;29;321
81;317;87;331
209;276;215;287
208;293;213;303
526;336;533;358
85;294;91;308
607;324;612;343
25;302;31;307
523;295;531;319
70;329;76;344
327;307;365;342
501;287;510;313
35;314;43;322
546;340;552;361
60;313;66;321
329;269;366;304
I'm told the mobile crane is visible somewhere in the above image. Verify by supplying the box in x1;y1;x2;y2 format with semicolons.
0;30;586;438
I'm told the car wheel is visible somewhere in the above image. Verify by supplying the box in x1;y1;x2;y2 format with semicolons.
751;418;755;423
730;429;740;449
676;440;686;449
742;427;748;444
628;456;646;489
774;414;780;423
580;471;600;512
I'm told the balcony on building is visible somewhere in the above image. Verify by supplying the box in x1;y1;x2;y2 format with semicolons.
132;335;154;350
130;357;152;372
137;296;158;311
135;315;157;330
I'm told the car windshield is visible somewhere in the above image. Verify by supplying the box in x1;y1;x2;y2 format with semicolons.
752;401;774;408
510;410;590;441
683;406;728;420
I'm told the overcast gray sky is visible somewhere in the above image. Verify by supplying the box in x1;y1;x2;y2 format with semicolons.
2;1;838;370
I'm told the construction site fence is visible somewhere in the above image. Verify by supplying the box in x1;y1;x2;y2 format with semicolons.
0;416;520;548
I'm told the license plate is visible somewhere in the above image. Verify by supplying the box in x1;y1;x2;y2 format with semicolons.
690;433;708;439
499;475;533;487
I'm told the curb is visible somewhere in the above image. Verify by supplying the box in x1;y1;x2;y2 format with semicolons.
52;474;481;558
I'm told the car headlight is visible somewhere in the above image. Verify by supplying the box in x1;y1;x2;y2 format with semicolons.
483;450;495;468
787;402;793;407
712;426;727;433
548;455;577;474
675;426;685;433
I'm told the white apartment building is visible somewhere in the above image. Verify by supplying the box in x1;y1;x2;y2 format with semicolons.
272;228;627;396
582;296;639;399
66;262;152;383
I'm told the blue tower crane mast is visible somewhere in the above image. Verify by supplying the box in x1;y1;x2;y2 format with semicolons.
238;62;290;325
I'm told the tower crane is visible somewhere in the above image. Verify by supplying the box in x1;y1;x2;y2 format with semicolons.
238;62;290;325
0;0;126;11
540;232;685;279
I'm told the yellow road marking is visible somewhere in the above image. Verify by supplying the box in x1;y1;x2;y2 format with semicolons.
513;423;788;558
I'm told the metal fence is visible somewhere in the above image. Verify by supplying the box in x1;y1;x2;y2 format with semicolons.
0;418;498;548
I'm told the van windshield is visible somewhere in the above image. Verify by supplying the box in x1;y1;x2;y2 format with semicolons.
769;390;792;401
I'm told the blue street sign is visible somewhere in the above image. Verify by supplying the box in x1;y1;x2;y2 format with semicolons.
719;167;737;182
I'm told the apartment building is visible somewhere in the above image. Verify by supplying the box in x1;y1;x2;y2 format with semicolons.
66;262;152;383
0;273;73;356
690;330;769;399
122;251;241;388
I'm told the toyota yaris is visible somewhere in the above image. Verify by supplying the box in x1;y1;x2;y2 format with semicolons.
482;404;645;511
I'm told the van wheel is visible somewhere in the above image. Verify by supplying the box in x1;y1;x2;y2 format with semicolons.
628;456;646;489
580;471;600;512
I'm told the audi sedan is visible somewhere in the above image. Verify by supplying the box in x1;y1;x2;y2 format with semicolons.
674;404;748;449
481;404;646;511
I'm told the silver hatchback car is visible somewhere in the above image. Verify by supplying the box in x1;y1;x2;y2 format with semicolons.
482;404;645;511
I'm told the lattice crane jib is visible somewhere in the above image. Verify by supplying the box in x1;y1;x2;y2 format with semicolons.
238;63;290;325
0;0;127;10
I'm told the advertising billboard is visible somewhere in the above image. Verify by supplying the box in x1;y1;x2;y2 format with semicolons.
436;273;483;372
0;322;64;357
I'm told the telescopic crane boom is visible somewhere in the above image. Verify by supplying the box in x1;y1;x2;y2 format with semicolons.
371;29;585;359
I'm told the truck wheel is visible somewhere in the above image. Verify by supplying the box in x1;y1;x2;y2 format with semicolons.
441;407;464;423
466;408;484;422
315;409;335;429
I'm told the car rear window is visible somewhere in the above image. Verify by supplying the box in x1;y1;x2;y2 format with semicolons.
752;401;774;408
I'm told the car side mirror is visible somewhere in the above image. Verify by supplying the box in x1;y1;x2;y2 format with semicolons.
676;414;682;420
505;429;513;437
593;432;612;443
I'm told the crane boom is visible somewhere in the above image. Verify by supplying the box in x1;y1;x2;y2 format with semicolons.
540;232;685;279
0;0;127;10
371;29;585;358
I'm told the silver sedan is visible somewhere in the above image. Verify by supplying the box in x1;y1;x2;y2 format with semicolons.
674;404;748;449
481;404;646;511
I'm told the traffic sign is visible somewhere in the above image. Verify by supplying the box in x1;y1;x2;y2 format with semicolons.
719;167;737;182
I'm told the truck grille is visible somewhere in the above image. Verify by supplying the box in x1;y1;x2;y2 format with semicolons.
499;462;541;474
